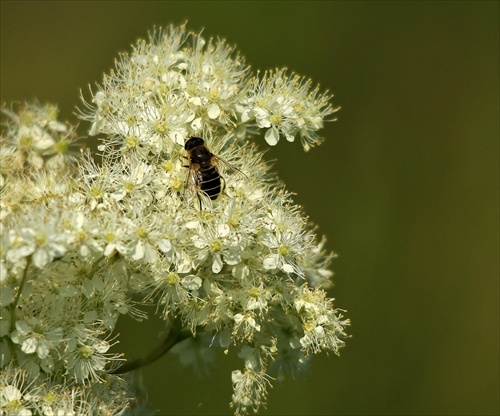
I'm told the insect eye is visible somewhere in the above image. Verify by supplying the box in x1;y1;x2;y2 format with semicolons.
185;136;205;151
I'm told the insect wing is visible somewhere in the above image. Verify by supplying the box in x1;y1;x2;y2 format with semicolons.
183;163;214;209
211;154;248;182
184;163;201;202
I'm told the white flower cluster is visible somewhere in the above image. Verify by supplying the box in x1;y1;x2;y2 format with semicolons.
1;25;348;416
252;68;338;150
81;24;338;153
0;366;131;416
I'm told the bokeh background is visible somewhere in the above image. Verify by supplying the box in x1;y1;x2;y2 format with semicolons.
1;1;498;415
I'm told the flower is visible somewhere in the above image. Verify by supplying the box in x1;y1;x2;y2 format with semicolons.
231;368;273;415
249;68;339;150
10;319;63;360
1;103;77;173
2;24;348;416
0;366;132;416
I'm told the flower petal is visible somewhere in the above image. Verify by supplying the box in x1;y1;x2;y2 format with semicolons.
264;127;279;146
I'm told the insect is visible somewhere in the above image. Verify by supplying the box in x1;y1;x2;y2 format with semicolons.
184;136;245;208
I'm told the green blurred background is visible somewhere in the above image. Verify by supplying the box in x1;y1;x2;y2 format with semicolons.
1;1;498;415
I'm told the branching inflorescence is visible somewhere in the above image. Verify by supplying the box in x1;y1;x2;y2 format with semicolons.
1;24;348;415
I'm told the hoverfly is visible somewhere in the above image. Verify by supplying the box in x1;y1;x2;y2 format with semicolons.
184;136;246;208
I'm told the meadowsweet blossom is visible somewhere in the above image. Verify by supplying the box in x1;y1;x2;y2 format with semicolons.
0;366;132;416
1;24;348;415
250;68;339;150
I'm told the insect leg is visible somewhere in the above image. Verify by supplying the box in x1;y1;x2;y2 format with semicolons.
221;175;226;194
197;193;203;210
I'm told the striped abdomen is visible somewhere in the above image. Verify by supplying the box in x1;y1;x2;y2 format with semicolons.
197;165;221;200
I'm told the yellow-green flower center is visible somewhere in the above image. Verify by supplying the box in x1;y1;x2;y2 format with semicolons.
35;234;47;246
166;272;180;285
80;345;93;358
229;216;240;227
209;87;221;101
90;185;102;199
125;136;138;149
170;178;183;191
210;239;222;252
137;228;149;239
19;135;33;148
303;322;315;333
43;391;57;404
162;160;174;172
293;103;305;113
270;114;283;125
279;245;289;256
249;288;261;298
54;139;69;154
124;181;135;191
155;120;168;134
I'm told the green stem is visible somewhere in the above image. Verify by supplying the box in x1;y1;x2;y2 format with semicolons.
110;319;190;374
10;256;31;333
87;254;106;279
